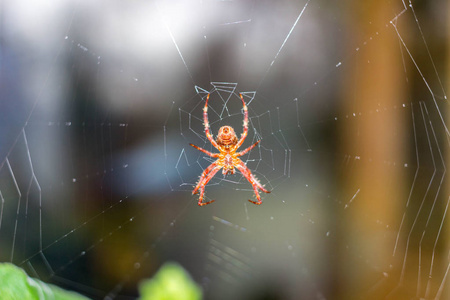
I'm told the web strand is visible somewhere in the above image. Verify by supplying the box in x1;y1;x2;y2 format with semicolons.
257;0;312;90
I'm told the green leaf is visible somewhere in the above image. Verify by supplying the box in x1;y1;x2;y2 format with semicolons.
139;262;202;300
0;263;90;300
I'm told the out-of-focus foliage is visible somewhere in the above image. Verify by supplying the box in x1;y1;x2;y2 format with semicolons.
0;263;89;300
139;262;202;300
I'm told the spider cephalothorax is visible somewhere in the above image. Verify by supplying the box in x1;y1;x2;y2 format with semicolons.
189;93;270;206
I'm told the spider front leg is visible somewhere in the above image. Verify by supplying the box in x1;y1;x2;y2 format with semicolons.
203;94;220;149
236;161;270;205
193;163;221;206
236;93;249;148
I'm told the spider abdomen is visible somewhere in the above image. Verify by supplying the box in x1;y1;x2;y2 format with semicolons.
216;126;238;148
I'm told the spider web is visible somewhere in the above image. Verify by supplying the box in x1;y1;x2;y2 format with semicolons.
1;0;450;299
165;81;303;204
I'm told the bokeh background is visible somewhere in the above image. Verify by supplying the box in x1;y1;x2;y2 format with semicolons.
1;0;449;299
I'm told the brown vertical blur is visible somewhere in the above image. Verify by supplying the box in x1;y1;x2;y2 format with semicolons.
339;2;407;299
446;1;450;299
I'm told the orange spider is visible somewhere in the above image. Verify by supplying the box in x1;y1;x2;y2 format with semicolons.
190;93;270;206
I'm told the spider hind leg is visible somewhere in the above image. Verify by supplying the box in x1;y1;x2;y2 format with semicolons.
247;181;270;205
236;162;270;205
194;165;221;206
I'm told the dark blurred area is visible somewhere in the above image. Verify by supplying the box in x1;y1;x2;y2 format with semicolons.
0;0;449;299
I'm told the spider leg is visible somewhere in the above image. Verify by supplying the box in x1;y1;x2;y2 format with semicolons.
189;143;219;157
236;161;270;205
196;165;221;206
236;93;249;148
192;162;217;195
203;94;220;149
237;140;260;157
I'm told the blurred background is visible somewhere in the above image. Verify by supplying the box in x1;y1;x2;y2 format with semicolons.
0;0;449;299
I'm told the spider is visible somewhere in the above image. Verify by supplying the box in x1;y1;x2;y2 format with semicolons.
190;93;270;206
